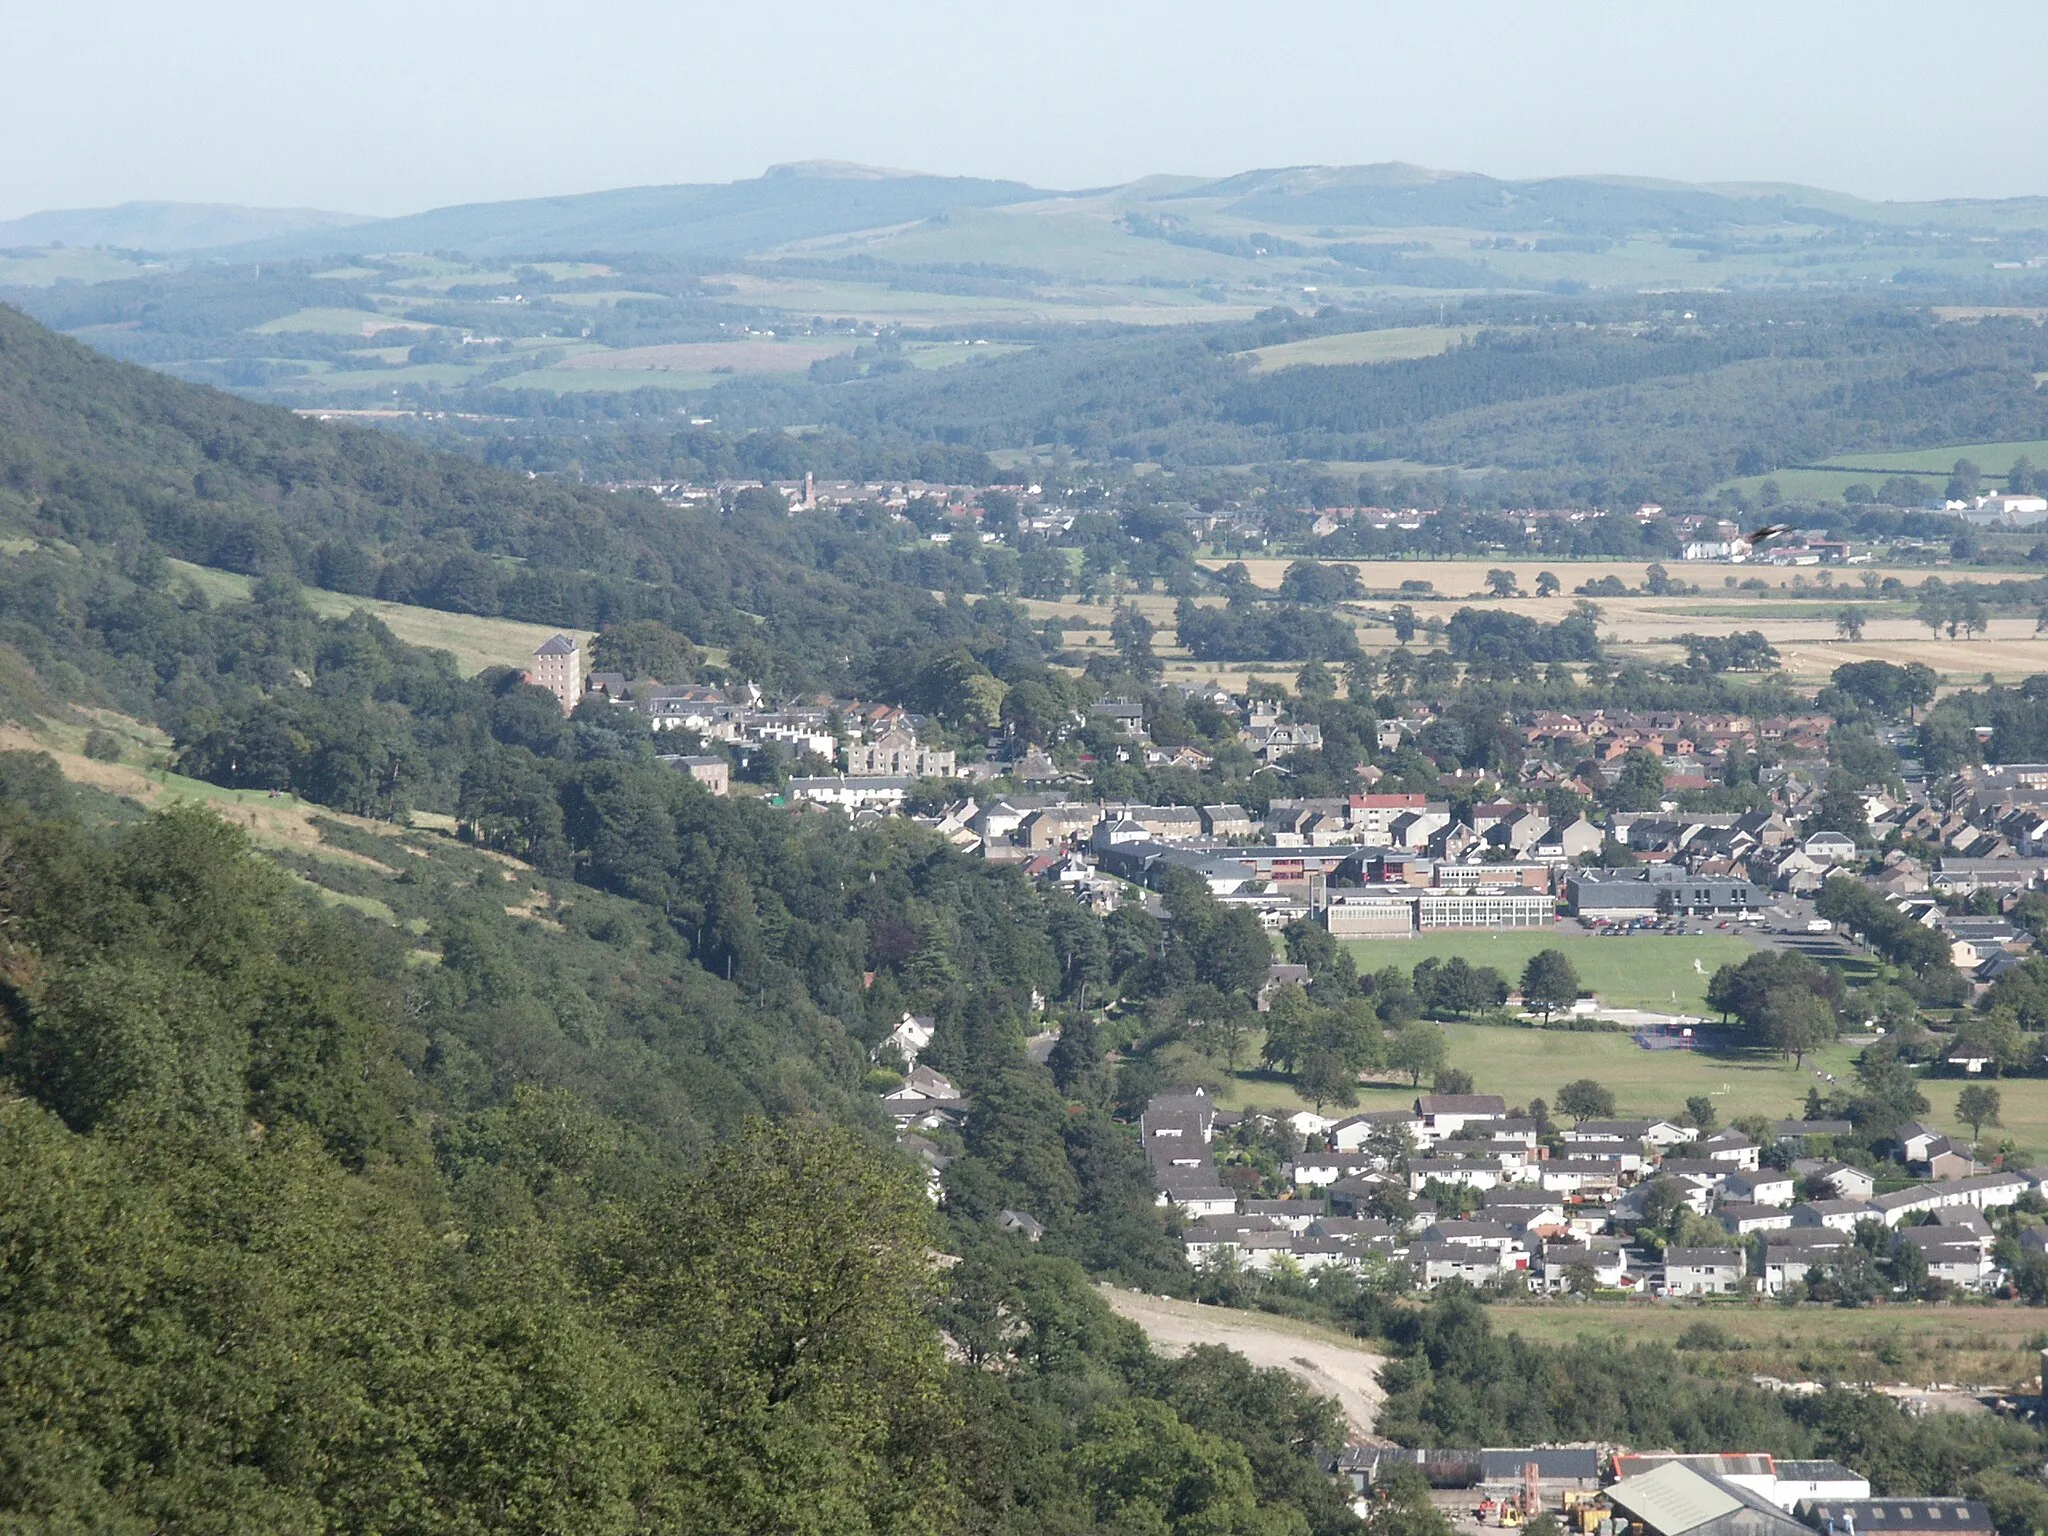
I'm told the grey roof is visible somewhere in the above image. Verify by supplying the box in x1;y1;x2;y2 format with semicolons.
1665;1247;1742;1267
1478;1448;1601;1481
1796;1502;1990;1532
1417;1094;1508;1116
534;633;578;656
1773;1461;1861;1482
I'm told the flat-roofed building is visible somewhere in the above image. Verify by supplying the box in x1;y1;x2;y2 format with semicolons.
1323;890;1421;938
1416;887;1552;930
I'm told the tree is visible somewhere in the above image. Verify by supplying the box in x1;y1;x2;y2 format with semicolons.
591;618;699;682
1485;568;1519;598
1535;571;1561;598
1684;1094;1717;1131
1760;987;1835;1067
1555;1079;1615;1123
1607;747;1666;812
1834;607;1866;642
1390;604;1419;644
1809;777;1871;845
1918;589;1949;639
1295;659;1336;701
1110;604;1163;682
1387;1021;1448;1087
1297;1049;1359;1114
1958;1084;2002;1144
1520;949;1581;1024
1946;457;1982;502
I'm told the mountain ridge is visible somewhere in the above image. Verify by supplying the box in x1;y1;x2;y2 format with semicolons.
11;161;2048;265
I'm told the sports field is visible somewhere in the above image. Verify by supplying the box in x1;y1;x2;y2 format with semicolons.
1342;930;1754;1013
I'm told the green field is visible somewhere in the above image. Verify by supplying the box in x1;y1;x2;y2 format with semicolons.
1342;931;1755;1013
252;307;428;337
1209;1018;1862;1126
1720;438;2048;501
1484;1298;2044;1390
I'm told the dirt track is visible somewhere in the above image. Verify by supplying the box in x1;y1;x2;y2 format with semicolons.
1099;1286;1387;1439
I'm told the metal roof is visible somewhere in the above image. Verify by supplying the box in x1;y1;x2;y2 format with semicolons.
1607;1464;1744;1535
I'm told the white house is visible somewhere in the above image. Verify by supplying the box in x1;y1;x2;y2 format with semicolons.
882;1012;935;1067
1663;1247;1745;1296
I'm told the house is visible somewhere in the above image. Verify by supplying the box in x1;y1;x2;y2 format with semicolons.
999;1210;1045;1241
1702;1130;1761;1170
1761;1236;1850;1294
1898;1226;1996;1287
1537;1238;1632;1292
1717;1202;1794;1236
1791;1199;1874;1233
1808;1162;1876;1201
882;1012;935;1067
528;633;583;714
1094;695;1148;739
1896;1122;1945;1163
1721;1168;1796;1207
658;753;730;795
1258;963;1312;1011
1868;1185;1951;1227
1414;1094;1508;1139
881;1064;958;1102
1803;830;1858;863
1911;1135;1978;1179
1417;1243;1506;1288
1532;817;1606;862
788;774;913;809
1200;804;1256;838
1664;1246;1745;1296
846;727;955;779
1247;721;1324;762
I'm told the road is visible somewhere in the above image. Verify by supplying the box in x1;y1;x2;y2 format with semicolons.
1098;1286;1388;1439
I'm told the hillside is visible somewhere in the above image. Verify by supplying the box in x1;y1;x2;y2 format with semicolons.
0;300;991;685
225;163;1047;260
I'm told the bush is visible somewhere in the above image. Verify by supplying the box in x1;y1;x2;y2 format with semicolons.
81;728;123;762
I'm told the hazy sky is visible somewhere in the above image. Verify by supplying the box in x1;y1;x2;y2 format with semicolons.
7;0;2047;220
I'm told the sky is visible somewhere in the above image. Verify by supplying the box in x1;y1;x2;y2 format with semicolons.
6;0;2048;221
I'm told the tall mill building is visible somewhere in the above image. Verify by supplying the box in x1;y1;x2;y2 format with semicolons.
529;633;582;714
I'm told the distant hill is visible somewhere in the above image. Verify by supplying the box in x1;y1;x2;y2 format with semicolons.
0;201;370;252
224;163;1048;260
1155;163;2048;236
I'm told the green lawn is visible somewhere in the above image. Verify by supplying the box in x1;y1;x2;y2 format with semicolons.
1211;1019;1855;1125
1342;931;1756;1013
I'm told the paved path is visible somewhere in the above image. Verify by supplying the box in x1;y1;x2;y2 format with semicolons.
1098;1286;1387;1439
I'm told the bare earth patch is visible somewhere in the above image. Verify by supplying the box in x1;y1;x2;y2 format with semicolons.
1098;1286;1387;1439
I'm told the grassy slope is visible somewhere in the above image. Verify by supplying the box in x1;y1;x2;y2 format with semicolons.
167;561;567;675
